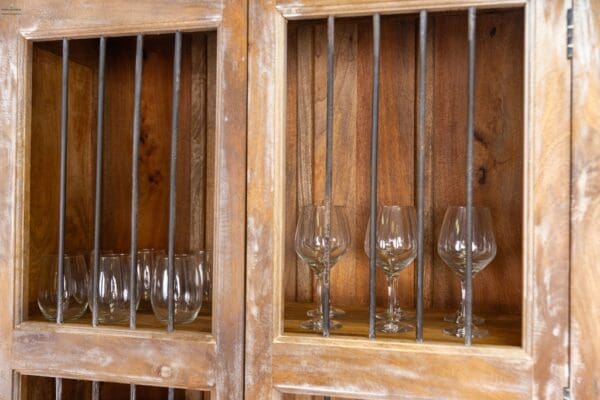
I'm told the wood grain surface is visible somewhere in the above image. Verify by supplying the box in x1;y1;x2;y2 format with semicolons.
8;0;247;398
570;0;600;398
284;10;524;315
525;0;571;397
26;33;217;317
247;1;572;399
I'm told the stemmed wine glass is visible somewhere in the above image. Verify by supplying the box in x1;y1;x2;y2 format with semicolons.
437;206;497;338
295;205;350;331
364;205;417;333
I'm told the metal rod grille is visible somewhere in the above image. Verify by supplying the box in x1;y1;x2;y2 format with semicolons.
130;383;136;400
464;6;477;346
368;13;381;340
55;377;62;400
130;34;144;330
322;15;335;338
415;10;427;343
92;36;106;328
167;31;183;333
168;387;175;400
92;381;100;400
56;37;69;326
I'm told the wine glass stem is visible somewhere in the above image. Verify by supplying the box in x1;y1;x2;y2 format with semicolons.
387;275;397;320
460;277;467;324
315;272;323;318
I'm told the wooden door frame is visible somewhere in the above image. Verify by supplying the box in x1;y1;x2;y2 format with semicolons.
570;1;600;398
246;0;571;398
0;0;247;398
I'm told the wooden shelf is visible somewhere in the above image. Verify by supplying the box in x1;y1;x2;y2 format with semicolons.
284;302;521;347
27;304;212;334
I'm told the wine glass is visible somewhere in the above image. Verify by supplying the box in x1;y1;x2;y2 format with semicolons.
38;254;89;321
195;250;212;302
151;254;204;325
136;249;165;310
91;253;141;324
364;205;417;333
437;206;497;338
295;205;350;331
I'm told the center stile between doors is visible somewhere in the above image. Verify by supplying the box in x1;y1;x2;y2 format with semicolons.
53;31;186;400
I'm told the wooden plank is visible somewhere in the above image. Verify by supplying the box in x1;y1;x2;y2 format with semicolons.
309;20;359;306
276;0;527;19
295;24;314;303
354;19;372;308
377;17;416;310
284;303;520;346
245;0;287;396
13;324;216;390
0;9;20;399
431;10;524;314
420;18;436;310
204;32;217;253
285;24;299;303
525;0;571;397
272;336;531;399
570;0;600;398
190;34;208;251
28;47;96;314
212;0;248;397
20;0;222;39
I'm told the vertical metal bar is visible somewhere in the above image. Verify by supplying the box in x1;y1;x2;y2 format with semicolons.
464;6;477;346
368;13;381;340
56;38;69;325
130;383;136;400
92;381;100;400
168;387;175;400
167;31;183;333
130;34;144;330
415;10;427;343
322;15;335;338
55;377;62;400
92;36;106;328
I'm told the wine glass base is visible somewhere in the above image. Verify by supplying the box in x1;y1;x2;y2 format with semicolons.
443;310;485;325
300;319;342;332
376;320;413;333
442;325;488;339
306;307;346;318
376;308;411;321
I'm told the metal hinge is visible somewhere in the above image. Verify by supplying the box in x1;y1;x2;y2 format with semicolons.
563;386;571;400
567;8;574;59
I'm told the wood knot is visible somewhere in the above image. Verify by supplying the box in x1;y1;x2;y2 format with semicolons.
478;167;487;185
159;366;172;378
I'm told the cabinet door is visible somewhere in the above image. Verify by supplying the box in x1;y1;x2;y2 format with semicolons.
0;0;246;398
246;0;571;398
570;1;600;398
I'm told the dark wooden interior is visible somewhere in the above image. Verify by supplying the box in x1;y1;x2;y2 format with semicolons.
25;32;217;330
283;8;524;343
21;376;206;400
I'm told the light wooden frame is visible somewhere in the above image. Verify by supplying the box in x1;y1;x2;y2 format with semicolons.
0;0;247;398
245;0;571;398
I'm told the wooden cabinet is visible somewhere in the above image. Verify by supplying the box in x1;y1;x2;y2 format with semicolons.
1;0;246;398
246;0;598;399
0;0;598;399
